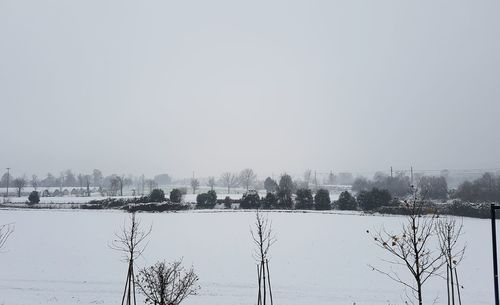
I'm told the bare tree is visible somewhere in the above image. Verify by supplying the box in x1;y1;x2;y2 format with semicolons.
77;174;85;188
207;176;216;190
190;178;200;194
111;213;152;305
136;260;200;305
84;175;92;197
240;168;257;191
437;218;466;305
0;223;14;252
13;177;26;197
110;176;121;196
220;172;238;194
31;175;39;191
369;189;444;305
117;175;127;196
251;211;276;305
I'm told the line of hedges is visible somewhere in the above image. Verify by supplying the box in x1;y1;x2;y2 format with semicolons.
375;200;499;219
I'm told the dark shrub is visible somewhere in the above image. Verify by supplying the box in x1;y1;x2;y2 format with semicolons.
240;191;260;209
149;189;166;202
28;191;40;204
170;189;182;203
314;189;331;210
335;191;357;210
207;190;217;204
295;188;313;210
224;196;232;209
357;188;392;211
262;192;277;209
196;192;216;209
277;189;293;209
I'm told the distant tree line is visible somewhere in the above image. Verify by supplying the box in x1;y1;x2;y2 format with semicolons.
352;172;449;200
453;172;500;202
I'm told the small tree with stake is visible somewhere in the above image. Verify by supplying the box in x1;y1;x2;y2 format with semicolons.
437;218;466;305
111;213;151;305
369;187;445;305
251;211;276;305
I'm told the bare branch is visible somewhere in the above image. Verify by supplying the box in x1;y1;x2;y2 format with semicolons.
136;260;200;305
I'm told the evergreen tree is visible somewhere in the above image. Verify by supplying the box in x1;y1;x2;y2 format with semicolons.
28;191;40;204
207;189;217;204
240;191;260;209
278;174;295;194
262;192;278;209
224;196;232;209
314;189;331;210
335;191;357;210
357;188;392;210
295;188;313;210
149;189;165;202
169;188;182;203
196;191;217;209
263;177;278;193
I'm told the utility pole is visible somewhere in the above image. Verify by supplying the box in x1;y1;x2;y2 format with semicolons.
390;166;393;178
141;174;145;196
410;166;414;186
5;168;10;198
491;204;500;305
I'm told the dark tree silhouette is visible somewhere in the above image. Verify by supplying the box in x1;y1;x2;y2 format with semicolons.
314;189;331;210
357;188;392;210
170;189;182;203
149;189;165;202
295;188;313;210
28;191;40;204
264;177;278;193
335;191;357;210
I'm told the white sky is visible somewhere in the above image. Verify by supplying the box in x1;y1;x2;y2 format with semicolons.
1;0;499;178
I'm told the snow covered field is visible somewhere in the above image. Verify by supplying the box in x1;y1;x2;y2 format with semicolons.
0;210;495;305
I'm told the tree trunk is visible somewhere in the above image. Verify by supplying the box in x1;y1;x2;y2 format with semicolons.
262;261;266;305
266;260;273;305
455;268;462;305
417;281;423;305
446;266;451;305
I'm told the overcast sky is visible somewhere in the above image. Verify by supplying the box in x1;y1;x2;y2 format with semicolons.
1;0;499;179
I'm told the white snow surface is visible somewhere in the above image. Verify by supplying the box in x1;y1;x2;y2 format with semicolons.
0;209;494;305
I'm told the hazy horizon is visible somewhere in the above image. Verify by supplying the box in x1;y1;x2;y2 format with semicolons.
1;0;499;178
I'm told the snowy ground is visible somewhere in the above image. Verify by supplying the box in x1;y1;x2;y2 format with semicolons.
0;209;495;305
